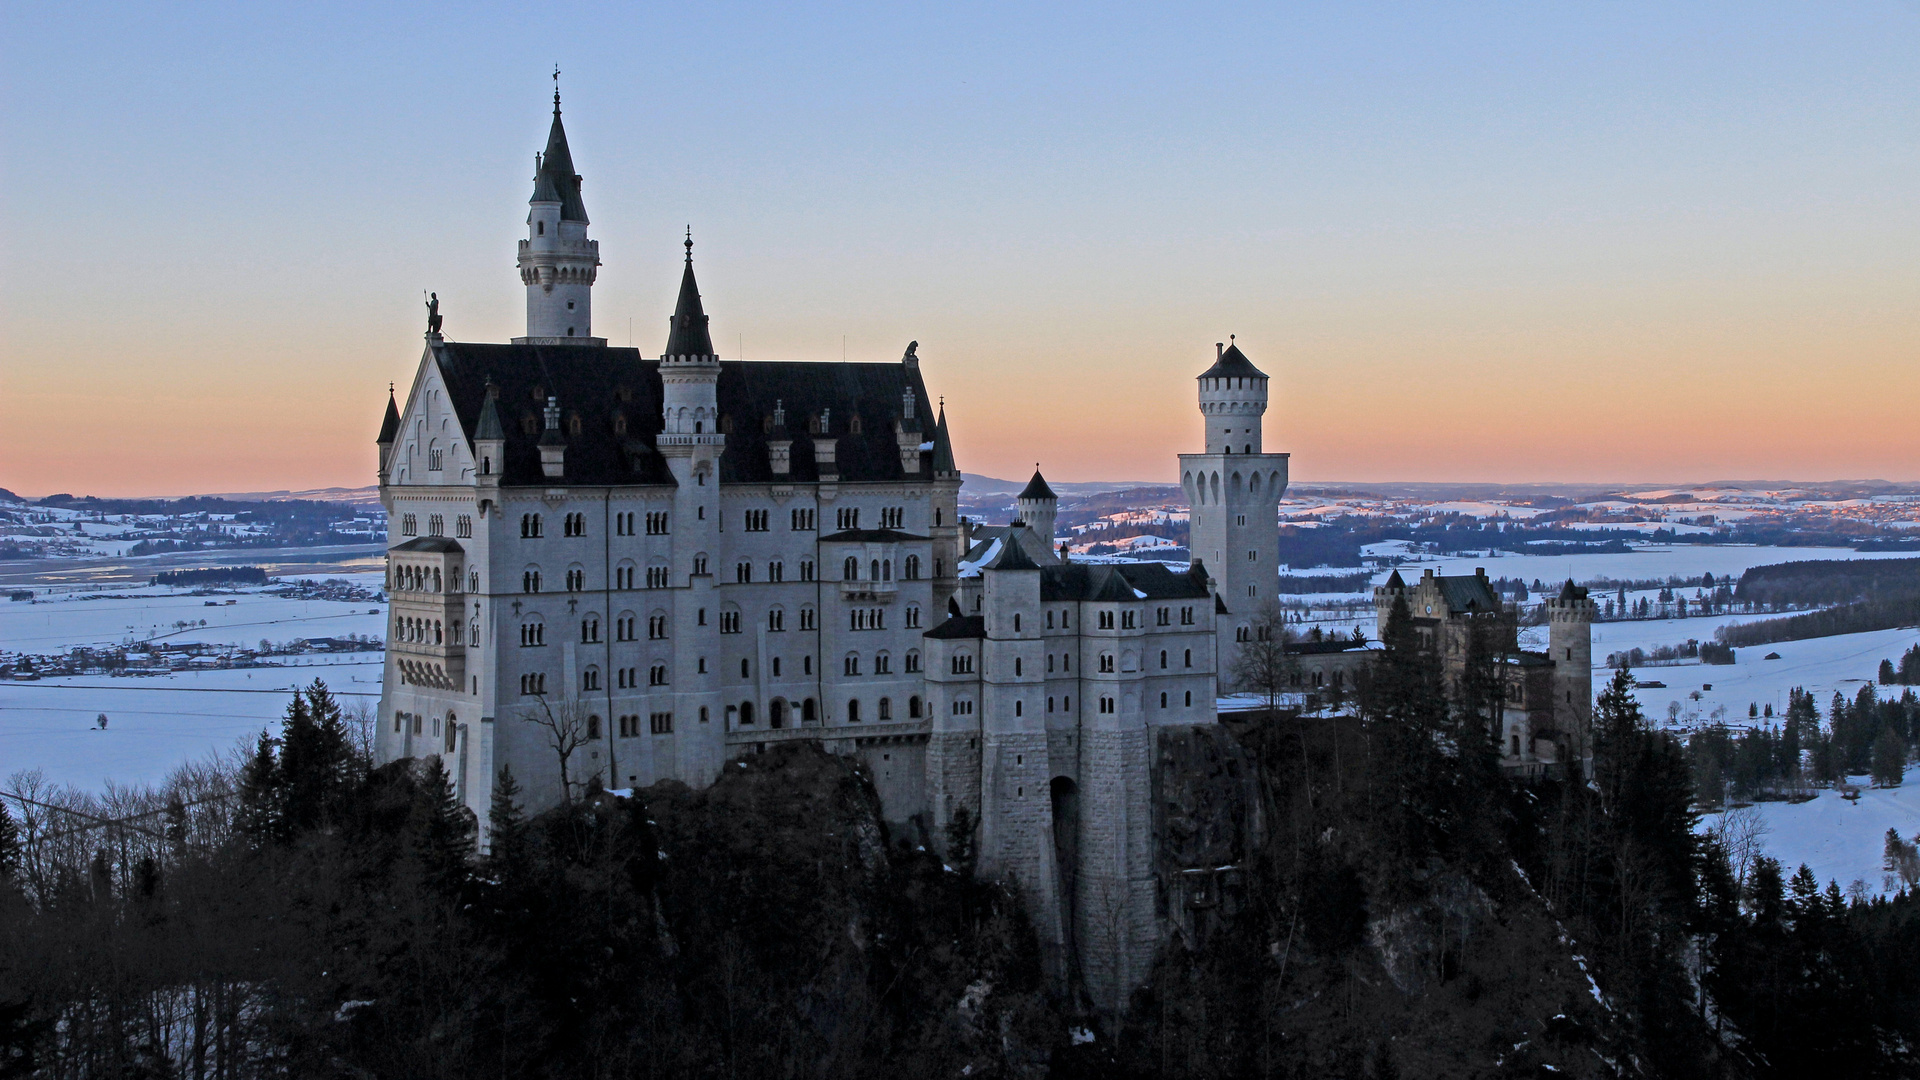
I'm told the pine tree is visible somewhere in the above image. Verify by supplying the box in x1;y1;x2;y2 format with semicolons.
487;765;528;878
235;729;283;843
1881;659;1898;685
0;798;19;882
1872;725;1906;788
411;757;474;895
280;680;355;835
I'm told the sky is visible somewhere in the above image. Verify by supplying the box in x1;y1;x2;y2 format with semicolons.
4;2;1919;496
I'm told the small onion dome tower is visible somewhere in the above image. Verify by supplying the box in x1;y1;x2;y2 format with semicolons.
659;231;720;437
515;81;602;345
1016;466;1060;560
1196;335;1268;455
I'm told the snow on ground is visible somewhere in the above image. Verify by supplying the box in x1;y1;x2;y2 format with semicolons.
0;661;383;790
1703;783;1920;898
0;574;387;652
1610;626;1919;723
1374;544;1920;589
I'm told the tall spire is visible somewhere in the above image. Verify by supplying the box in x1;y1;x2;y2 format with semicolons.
529;73;587;223
516;78;601;344
931;401;957;476
663;230;715;359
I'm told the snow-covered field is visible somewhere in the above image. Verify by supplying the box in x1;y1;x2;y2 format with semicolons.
1366;542;1920;588
1704;783;1920;898
2;573;387;791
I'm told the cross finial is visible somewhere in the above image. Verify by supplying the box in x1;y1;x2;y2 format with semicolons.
552;65;561;111
388;382;394;395
684;225;693;263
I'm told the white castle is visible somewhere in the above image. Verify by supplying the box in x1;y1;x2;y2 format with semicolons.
374;93;1587;1010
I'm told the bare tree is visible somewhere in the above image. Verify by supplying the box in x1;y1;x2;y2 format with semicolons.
344;699;378;766
523;694;591;804
1712;804;1770;894
1227;600;1299;714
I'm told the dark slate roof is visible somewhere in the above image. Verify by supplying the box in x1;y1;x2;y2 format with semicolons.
426;342;937;488
930;407;957;474
1435;574;1501;614
475;389;504;440
985;535;1042;571
1038;561;1210;603
923;614;986;640
961;523;1055;570
820;529;930;543
1558;579;1588;601
391;536;465;554
1383;569;1406;589
1198;341;1266;381
1018;469;1057;501
663;242;715;359
377;391;401;444
531;100;588;222
1285;638;1372;655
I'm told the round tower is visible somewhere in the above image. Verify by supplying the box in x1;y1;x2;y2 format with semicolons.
1197;336;1268;455
515;85;602;344
1016;466;1060;560
659;232;720;436
1546;580;1596;773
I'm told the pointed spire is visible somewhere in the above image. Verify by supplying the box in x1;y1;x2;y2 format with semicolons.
376;385;401;445
475;379;504;441
529;78;587;222
930;401;957;475
1018;466;1056;501
663;230;716;359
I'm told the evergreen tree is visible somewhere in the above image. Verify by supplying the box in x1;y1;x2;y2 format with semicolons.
0;799;19;882
280;680;355;834
1872;725;1906;788
410;757;474;895
1881;659;1897;685
487;765;528;879
235;729;283;843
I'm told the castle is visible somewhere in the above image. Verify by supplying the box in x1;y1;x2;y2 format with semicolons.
374;91;1592;1012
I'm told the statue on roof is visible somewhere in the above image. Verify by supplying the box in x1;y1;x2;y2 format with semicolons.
425;292;442;336
904;340;918;360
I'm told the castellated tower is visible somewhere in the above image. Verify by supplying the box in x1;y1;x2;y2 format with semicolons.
1546;581;1596;773
515;88;603;345
1179;339;1288;659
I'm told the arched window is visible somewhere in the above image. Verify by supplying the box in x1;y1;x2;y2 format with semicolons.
586;715;601;740
802;698;817;723
878;697;891;721
870;559;880;582
847;698;861;722
740;701;755;726
908;695;922;718
882;559;891;581
905;555;921;579
844;556;859;580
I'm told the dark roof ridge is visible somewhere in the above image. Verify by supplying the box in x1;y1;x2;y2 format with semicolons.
1018;467;1057;501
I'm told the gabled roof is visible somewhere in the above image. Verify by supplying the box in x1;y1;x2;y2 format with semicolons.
376;390;401;445
425;342;937;488
1018;468;1057;501
1384;569;1406;589
985;534;1042;571
663;237;715;359
531;97;588;222
1434;574;1501;614
1558;579;1588;601
1197;340;1266;381
923;614;986;640
1037;561;1210;603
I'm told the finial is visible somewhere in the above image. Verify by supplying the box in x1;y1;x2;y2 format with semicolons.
388;382;395;395
684;226;693;263
552;65;561;112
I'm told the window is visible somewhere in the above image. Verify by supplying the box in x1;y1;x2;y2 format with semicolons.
582;668;600;691
837;508;860;530
619;715;639;737
616;512;635;536
769;560;784;582
905;605;921;629
909;696;922;718
743;509;769;531
646;566;669;589
803;656;812;675
799;559;815;582
1156;607;1169;626
850;608;885;631
847;699;862;722
469;571;479;592
1180;606;1194;625
1159;650;1167;669
519;620;545;647
701;706;711;724
429;445;443;470
1013;613;1021;632
878;697;892;720
581;616;600;643
844;556;859;580
772;657;781;676
736;561;753;583
1063;653;1071;672
1099;653;1115;673
1014;657;1022;676
905;555;921;579
1047;654;1055;673
951;652;974;674
845;653;861;676
648;664;667;686
768;608;785;632
651;712;673;734
740;658;750;679
563;512;586;537
875;653;891;674
791;508;815;531
1099;696;1115;714
648;614;667;639
645;511;669;535
905;649;921;673
520;513;543;538
1184;649;1192;668
456;514;472;538
880;507;903;529
617;667;636;688
1098;611;1114;630
586;715;601;739
800;607;816;631
1184;691;1192;707
427;514;444;536
950;699;974;716
470;620;479;645
518;673;546;696
692;555;708;576
1235;626;1250;643
566;567;584;591
616;564;635;589
720;611;742;634
401;513;418;536
1160;692;1168;708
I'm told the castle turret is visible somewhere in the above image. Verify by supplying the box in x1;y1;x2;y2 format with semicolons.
659;232;721;436
1546;580;1595;773
1015;466;1060;561
376;386;401;480
1197;337;1267;455
515;86;603;345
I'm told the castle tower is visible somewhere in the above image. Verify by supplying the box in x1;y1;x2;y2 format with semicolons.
1546;580;1595;773
1016;467;1061;561
1178;339;1288;657
514;86;603;345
